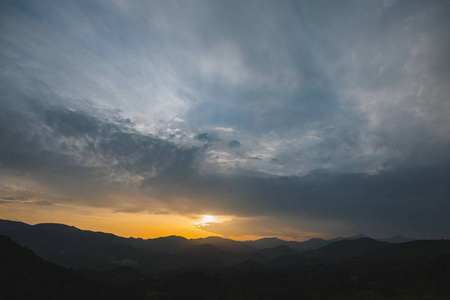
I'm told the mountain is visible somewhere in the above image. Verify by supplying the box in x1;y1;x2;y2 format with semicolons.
352;239;450;264
0;219;263;273
265;238;396;269
231;259;264;271
245;237;329;252
244;235;400;253
0;219;419;275
258;245;299;260
1;219;449;299
133;235;190;253
301;238;393;262
77;265;145;282
245;237;292;249
0;234;116;299
376;236;415;243
182;243;266;267
295;237;343;252
345;234;368;240
0;220;186;273
191;236;256;253
2;232;449;299
266;254;325;269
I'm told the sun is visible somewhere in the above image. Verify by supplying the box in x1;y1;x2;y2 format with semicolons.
200;215;216;224
193;215;223;229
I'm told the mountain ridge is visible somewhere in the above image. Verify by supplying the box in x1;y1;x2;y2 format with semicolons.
0;219;414;247
0;219;423;274
3;231;449;299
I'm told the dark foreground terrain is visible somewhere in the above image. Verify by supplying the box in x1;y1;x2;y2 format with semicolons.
2;235;450;300
1;220;449;299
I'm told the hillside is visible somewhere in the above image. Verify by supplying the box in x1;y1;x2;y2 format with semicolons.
1;220;450;299
301;238;394;262
0;235;115;299
0;219;421;274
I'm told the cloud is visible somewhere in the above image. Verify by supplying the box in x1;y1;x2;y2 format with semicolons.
332;0;450;168
228;140;241;148
1;196;28;201
149;164;450;239
3;0;448;176
0;93;200;197
6;93;446;239
200;216;341;241
1;0;450;239
1;96;448;240
196;133;217;143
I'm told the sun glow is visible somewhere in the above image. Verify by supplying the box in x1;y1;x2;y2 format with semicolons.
200;215;216;224
193;214;234;230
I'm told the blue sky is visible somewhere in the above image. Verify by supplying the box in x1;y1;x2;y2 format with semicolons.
1;0;450;240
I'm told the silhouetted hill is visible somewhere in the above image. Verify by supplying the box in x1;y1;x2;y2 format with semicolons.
244;237;334;252
192;236;256;253
346;234;368;239
0;219;265;273
1;220;449;299
231;259;264;271
376;236;416;244
0;219;421;276
0;234;116;299
180;244;227;259
245;237;290;249
267;254;325;269
352;239;450;264
180;243;267;268
0;220;187;273
302;238;393;262
246;237;324;252
4;231;448;299
258;245;299;260
244;235;404;253
296;237;344;251
134;235;190;253
77;265;145;282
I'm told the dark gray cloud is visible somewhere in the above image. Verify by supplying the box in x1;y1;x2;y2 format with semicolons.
196;133;217;143
0;94;200;194
1;196;28;201
228;140;241;148
146;164;450;238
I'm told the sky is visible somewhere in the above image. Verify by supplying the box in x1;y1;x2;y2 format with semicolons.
1;0;450;241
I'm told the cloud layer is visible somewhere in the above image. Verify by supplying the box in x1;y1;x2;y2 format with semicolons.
1;0;449;239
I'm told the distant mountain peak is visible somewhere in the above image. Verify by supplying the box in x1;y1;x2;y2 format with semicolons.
155;235;187;240
254;237;285;241
301;237;393;262
188;243;220;251
33;223;79;231
258;244;299;260
376;236;415;243
197;236;230;241
306;238;325;242
346;234;368;240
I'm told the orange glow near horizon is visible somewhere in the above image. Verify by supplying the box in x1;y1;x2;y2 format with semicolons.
0;177;327;241
0;188;324;242
0;201;222;239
